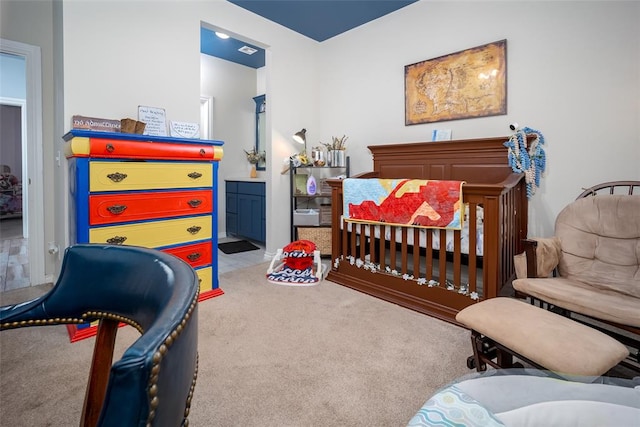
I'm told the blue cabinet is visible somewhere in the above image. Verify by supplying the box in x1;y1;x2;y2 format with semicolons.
225;183;238;236
226;180;265;243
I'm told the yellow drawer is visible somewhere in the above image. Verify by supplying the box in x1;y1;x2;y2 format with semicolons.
196;266;212;295
90;161;213;192
90;216;212;247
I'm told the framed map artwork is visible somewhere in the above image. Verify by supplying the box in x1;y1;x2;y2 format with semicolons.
405;39;507;125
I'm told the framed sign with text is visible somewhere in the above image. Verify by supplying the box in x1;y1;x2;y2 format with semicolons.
138;105;167;136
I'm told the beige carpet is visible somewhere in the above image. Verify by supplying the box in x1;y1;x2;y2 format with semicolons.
0;262;472;426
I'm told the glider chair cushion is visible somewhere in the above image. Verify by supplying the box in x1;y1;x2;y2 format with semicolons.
513;194;640;328
0;244;200;427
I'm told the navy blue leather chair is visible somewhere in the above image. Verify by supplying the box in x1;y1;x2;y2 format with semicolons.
0;244;200;427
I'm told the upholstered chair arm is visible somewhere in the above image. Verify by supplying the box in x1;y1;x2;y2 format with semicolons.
0;289;79;329
1;244;201;427
514;237;562;279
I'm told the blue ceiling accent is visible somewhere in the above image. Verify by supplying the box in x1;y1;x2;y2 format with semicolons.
200;27;266;69
201;1;417;68
227;0;418;42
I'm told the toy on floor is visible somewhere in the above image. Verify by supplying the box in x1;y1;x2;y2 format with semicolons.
266;240;326;286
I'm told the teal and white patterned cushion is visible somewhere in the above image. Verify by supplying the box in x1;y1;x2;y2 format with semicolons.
407;385;505;427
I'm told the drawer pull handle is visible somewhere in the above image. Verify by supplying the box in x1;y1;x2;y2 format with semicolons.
106;236;127;245
106;204;127;215
188;199;202;208
188;172;203;179
187;226;202;235
107;172;128;183
199;148;206;156
106;143;115;153
187;252;202;262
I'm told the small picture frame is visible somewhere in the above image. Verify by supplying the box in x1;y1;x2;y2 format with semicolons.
432;129;452;141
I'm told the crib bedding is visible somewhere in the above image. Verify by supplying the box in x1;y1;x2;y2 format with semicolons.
343;178;465;230
407;371;640;427
342;204;484;256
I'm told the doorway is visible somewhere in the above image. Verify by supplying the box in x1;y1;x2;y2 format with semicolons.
0;101;28;289
0;39;45;290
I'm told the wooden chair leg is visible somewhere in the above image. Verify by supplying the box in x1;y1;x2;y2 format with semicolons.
80;318;119;427
496;348;514;368
471;330;487;372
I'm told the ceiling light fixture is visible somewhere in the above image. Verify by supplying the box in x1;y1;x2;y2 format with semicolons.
215;32;230;39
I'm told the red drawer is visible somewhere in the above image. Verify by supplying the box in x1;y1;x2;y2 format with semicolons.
89;190;213;225
163;241;212;268
87;138;217;160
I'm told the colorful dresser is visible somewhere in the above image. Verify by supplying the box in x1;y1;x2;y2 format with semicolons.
64;130;224;342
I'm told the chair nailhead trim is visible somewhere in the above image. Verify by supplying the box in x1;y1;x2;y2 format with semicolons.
146;290;199;426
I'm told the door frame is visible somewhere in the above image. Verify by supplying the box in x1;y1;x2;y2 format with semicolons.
0;97;27;236
0;38;46;286
200;96;214;140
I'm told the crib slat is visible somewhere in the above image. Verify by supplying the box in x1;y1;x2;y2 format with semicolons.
483;197;499;299
401;228;408;274
389;227;397;270
453;229;461;288
359;224;367;261
439;232;447;286
341;218;349;259
349;222;357;258
468;204;478;293
368;224;376;264
413;228;420;278
379;225;386;271
425;230;433;281
504;190;515;291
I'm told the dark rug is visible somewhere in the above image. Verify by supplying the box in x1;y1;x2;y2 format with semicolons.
219;240;260;254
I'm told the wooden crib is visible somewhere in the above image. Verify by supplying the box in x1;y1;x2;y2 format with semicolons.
326;137;529;325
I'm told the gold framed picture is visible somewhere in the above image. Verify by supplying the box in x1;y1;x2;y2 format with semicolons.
405;39;507;125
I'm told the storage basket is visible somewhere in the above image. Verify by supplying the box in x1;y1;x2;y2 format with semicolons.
297;227;332;255
293;209;320;226
319;204;332;226
319;179;332;195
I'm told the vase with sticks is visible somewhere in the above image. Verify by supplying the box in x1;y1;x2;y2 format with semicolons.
245;148;265;178
321;135;348;167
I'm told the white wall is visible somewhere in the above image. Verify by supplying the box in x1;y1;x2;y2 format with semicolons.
61;0;319;257
6;0;637;279
1;0;55;282
317;1;640;237
200;54;257;235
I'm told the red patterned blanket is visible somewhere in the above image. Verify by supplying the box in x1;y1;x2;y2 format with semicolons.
343;179;464;230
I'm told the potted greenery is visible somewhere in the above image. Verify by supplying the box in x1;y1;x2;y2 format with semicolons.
245;148;265;178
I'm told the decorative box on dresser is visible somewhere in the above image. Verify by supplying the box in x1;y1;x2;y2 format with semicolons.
64;130;224;342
